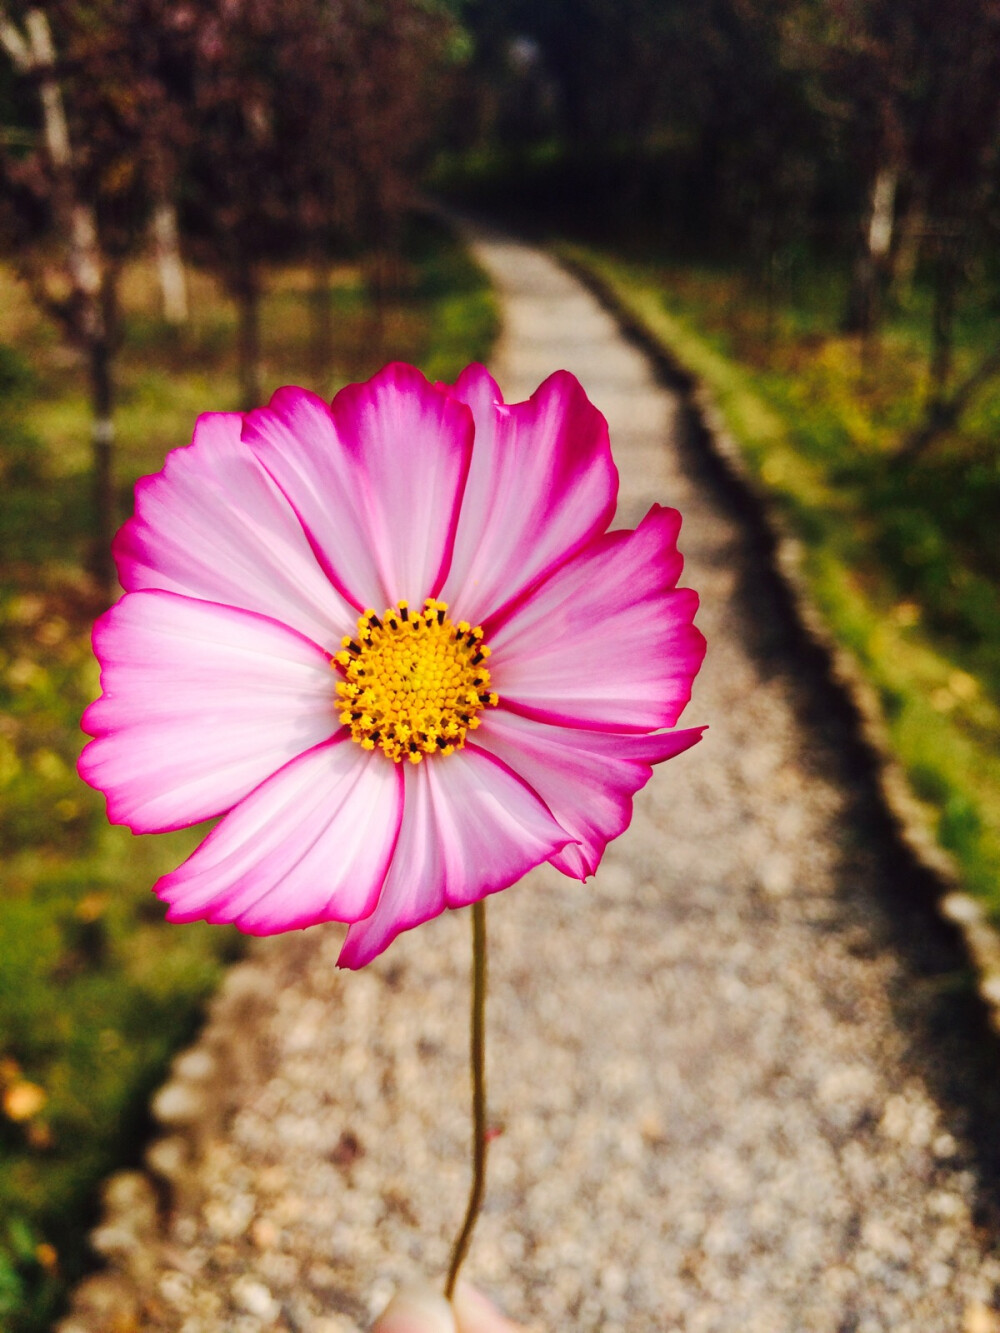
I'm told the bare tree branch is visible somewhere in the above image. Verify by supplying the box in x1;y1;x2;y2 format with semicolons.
893;342;1000;466
0;7;31;72
24;9;73;168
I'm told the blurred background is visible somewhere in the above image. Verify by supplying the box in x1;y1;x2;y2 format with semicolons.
1;0;998;1328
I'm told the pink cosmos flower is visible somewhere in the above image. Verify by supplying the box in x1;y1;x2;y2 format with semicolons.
79;364;705;968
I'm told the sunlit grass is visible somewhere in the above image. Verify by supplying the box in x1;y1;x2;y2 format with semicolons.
0;219;497;1332
564;245;1000;918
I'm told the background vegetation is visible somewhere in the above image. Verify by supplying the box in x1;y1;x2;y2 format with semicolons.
437;0;1000;916
562;246;1000;908
3;0;1000;1328
0;1;494;1323
0;225;496;1332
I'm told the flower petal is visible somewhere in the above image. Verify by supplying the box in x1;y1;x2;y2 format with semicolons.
113;411;351;651
477;709;705;879
79;591;338;833
244;367;474;612
337;744;572;969
438;366;618;625
155;737;403;932
488;505;705;732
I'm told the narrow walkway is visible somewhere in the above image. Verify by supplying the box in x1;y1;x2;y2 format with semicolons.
65;230;1000;1333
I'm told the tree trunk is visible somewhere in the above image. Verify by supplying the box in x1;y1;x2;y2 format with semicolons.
843;162;899;338
867;164;897;266
893;341;1000;467
892;188;925;301
928;244;959;401
16;8;116;594
84;272;118;600
24;10;103;310
309;247;333;388
88;332;115;600
365;253;386;364
151;199;188;325
236;279;262;410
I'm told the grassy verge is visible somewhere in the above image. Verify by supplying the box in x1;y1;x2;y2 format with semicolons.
0;218;497;1333
561;245;1000;916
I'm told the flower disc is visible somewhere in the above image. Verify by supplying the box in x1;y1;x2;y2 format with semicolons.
334;598;498;763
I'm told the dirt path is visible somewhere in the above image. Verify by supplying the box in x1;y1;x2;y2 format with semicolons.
62;229;1000;1333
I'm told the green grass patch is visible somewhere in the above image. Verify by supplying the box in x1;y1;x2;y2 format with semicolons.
563;245;1000;916
0;218;497;1332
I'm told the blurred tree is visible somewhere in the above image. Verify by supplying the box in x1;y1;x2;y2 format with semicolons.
174;0;295;408
458;0;829;255
276;0;357;380
0;2;151;598
776;0;923;336
904;0;1000;451
334;0;462;339
176;0;460;404
130;2;190;323
457;0;1000;419
775;0;1000;359
737;0;1000;448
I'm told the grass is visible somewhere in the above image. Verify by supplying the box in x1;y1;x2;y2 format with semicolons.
0;217;497;1333
562;244;1000;914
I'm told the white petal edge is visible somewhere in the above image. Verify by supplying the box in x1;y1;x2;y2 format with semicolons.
156;737;404;932
114;411;352;651
338;744;572;968
79;591;339;832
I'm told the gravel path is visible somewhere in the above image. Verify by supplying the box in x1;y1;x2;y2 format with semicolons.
64;229;1000;1333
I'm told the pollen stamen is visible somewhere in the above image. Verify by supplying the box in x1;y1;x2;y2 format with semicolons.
334;599;499;764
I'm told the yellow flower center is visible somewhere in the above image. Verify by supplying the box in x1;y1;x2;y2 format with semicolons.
334;599;498;764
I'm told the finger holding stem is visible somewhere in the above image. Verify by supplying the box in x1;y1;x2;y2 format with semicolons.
372;1281;526;1332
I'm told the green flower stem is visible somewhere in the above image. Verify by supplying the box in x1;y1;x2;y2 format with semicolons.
444;898;488;1301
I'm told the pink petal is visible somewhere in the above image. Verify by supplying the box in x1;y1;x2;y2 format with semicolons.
337;745;572;969
155;737;403;932
477;709;705;879
488;505;705;732
113;411;351;651
437;366;618;626
244;367;474;612
78;591;338;833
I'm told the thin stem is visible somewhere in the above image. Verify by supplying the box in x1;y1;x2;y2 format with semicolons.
444;898;488;1300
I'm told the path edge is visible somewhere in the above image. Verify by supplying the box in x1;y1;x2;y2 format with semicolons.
557;247;1000;1034
53;947;289;1332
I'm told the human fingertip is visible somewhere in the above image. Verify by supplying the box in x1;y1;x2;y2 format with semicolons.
372;1283;456;1333
452;1281;524;1333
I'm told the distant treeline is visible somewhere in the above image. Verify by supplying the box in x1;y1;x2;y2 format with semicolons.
0;0;463;596
446;0;1000;436
3;0;998;588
